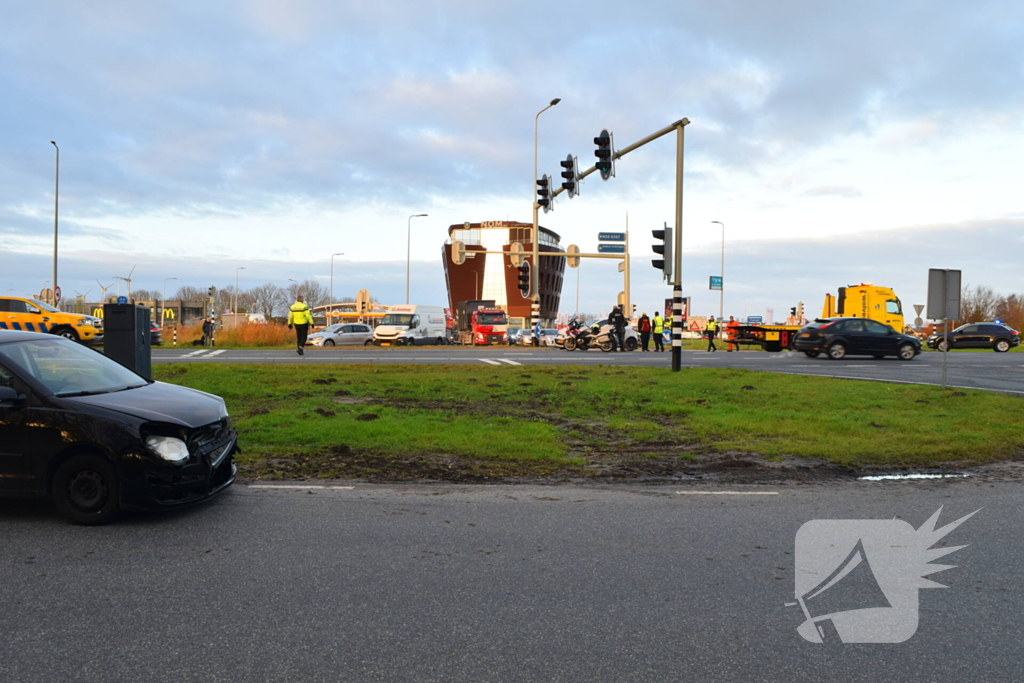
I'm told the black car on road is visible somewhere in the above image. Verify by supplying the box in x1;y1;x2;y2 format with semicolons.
927;322;1020;352
0;330;237;525
793;317;921;360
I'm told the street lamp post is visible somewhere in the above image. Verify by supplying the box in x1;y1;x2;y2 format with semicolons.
330;252;344;320
50;141;59;307
531;98;560;327
163;277;177;327
711;220;725;323
406;214;428;304
234;267;246;317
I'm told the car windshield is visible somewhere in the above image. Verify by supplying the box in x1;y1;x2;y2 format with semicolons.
322;325;343;334
380;314;414;326
476;312;507;324
0;338;148;397
29;298;61;313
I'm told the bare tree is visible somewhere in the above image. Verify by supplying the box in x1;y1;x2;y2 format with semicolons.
958;285;1000;324
995;293;1024;332
174;285;205;302
131;289;161;302
285;279;329;309
250;283;285;320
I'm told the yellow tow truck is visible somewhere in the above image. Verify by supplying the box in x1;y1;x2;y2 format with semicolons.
734;284;905;352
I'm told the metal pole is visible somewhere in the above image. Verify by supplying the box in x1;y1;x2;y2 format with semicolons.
942;318;949;389
51;141;59;307
711;220;725;327
624;214;631;321
330;252;344;321
406;215;427;304
671;122;687;372
532;98;560;328
234;266;245;317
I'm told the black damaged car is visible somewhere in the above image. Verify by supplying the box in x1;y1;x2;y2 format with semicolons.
793;317;921;360
0;330;237;525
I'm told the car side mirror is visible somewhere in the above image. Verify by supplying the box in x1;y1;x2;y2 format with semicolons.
0;386;27;408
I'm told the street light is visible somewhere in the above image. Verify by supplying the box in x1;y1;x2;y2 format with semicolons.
406;214;428;304
234;267;246;316
531;98;560;323
330;252;344;320
711;220;725;323
50;141;59;307
163;277;178;327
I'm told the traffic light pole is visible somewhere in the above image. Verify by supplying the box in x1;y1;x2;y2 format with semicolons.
549;117;690;370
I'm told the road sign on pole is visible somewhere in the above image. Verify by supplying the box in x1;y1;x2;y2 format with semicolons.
116;296;128;304
598;232;626;242
54;286;62;304
709;276;723;290
598;244;625;254
927;268;962;390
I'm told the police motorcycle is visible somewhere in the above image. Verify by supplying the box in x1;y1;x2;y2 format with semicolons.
562;318;597;351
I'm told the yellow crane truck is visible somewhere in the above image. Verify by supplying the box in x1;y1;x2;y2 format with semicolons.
734;284;905;352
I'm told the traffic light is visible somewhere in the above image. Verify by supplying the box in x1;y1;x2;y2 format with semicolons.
517;262;531;298
797;302;804;320
536;175;552;213
208;286;215;298
631;304;636;316
651;226;673;280
559;155;579;197
790;307;797;317
594;129;615;181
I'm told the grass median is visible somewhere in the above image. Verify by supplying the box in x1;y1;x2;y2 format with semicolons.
153;364;1024;480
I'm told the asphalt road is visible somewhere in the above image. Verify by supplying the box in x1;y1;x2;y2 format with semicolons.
1;480;1020;682
153;346;1024;394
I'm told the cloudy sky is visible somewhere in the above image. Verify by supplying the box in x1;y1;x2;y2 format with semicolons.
2;0;1022;319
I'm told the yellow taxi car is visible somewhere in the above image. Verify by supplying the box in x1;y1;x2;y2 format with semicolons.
0;296;103;344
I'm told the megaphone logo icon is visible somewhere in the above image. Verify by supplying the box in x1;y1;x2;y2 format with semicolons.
790;507;978;643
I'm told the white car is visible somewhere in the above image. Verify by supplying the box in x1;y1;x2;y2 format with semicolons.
518;328;560;346
307;323;375;347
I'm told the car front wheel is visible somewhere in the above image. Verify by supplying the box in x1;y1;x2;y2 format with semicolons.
936;339;949;352
994;339;1011;352
827;342;847;360
52;454;120;526
55;327;80;342
323;339;335;347
897;343;916;361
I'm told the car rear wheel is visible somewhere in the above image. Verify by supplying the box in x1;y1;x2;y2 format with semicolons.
897;343;916;361
52;454;120;526
994;339;1011;352
54;327;80;342
803;351;820;358
364;340;373;346
323;339;335;347
625;337;638;351
827;342;847;360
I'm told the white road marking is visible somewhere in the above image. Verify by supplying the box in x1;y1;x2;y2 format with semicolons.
248;485;355;490
676;491;779;495
496;359;522;365
206;350;226;357
183;350;209;357
480;359;502;365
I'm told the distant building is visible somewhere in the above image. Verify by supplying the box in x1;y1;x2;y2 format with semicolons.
442;221;565;324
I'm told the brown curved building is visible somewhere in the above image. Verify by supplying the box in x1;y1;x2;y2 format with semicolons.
442;221;565;323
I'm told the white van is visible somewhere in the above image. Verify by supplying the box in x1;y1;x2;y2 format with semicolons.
372;305;448;346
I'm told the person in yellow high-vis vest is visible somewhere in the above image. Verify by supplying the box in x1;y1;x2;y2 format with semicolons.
287;295;315;356
706;316;719;352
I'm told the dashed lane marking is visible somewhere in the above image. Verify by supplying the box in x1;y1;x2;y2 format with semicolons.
676;491;779;495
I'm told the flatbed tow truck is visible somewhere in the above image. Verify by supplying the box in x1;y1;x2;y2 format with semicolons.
733;283;905;352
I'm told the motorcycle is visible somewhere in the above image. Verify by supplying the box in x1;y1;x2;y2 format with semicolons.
563;324;597;351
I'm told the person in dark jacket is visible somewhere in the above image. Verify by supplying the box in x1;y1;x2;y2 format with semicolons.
608;304;627;352
638;313;652;351
202;318;215;347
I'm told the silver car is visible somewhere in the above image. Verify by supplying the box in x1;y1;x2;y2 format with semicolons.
307;323;375;347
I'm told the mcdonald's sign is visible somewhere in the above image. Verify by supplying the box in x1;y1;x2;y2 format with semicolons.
92;308;104;318
163;308;176;319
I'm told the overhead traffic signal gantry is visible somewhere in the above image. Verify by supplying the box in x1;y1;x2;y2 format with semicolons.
517;261;532;297
651;226;673;281
559;154;579;197
594;129;615;181
536;174;552;213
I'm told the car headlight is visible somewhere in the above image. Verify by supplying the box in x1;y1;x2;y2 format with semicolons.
145;435;190;463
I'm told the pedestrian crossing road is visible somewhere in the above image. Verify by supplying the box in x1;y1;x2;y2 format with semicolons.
150;347;1024;394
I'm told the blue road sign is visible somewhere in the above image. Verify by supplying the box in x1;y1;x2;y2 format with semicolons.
746;316;763;324
598;232;626;242
116;296;128;304
709;276;723;290
598;243;626;253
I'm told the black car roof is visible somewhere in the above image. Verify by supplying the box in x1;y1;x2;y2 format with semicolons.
0;329;56;343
